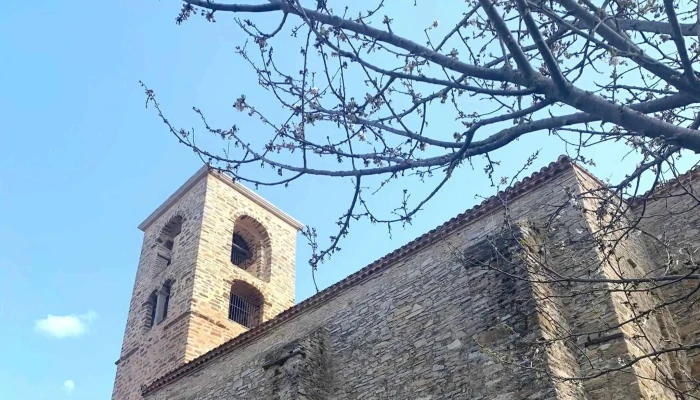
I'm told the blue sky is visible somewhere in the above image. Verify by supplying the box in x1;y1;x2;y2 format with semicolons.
1;1;698;399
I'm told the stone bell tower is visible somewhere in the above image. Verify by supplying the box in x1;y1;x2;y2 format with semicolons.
111;166;302;400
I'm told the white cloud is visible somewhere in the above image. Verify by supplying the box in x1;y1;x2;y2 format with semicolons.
63;380;75;394
35;311;97;339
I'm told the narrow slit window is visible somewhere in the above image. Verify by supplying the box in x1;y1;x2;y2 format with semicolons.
150;300;157;326
145;292;158;330
151;282;172;326
162;289;170;320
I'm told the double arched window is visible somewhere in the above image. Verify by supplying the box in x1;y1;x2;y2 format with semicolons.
145;280;172;330
230;216;271;282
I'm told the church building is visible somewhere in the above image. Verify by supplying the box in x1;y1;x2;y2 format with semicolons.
112;155;700;399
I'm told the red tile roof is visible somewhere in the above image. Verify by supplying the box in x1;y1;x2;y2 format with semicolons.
142;155;577;395
630;163;700;207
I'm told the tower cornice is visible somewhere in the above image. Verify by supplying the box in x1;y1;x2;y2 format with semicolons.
138;165;304;232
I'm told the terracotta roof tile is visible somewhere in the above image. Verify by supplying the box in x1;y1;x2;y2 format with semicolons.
630;163;700;207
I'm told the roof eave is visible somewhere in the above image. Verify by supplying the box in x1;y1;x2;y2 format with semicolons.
138;166;304;232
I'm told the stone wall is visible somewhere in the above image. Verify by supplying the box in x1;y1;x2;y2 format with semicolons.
261;327;332;399
571;166;678;399
112;177;208;400
144;165;600;400
636;169;700;382
184;173;298;360
518;223;586;400
125;160;700;400
112;170;300;400
147;237;554;399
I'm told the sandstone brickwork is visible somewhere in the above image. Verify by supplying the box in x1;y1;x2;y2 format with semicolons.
113;157;700;400
140;163;590;399
111;167;302;400
635;168;700;381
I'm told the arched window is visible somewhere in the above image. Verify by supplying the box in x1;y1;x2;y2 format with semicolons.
145;291;158;330
144;281;173;330
156;216;183;269
228;281;263;329
231;233;252;267
230;216;271;281
161;281;171;321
